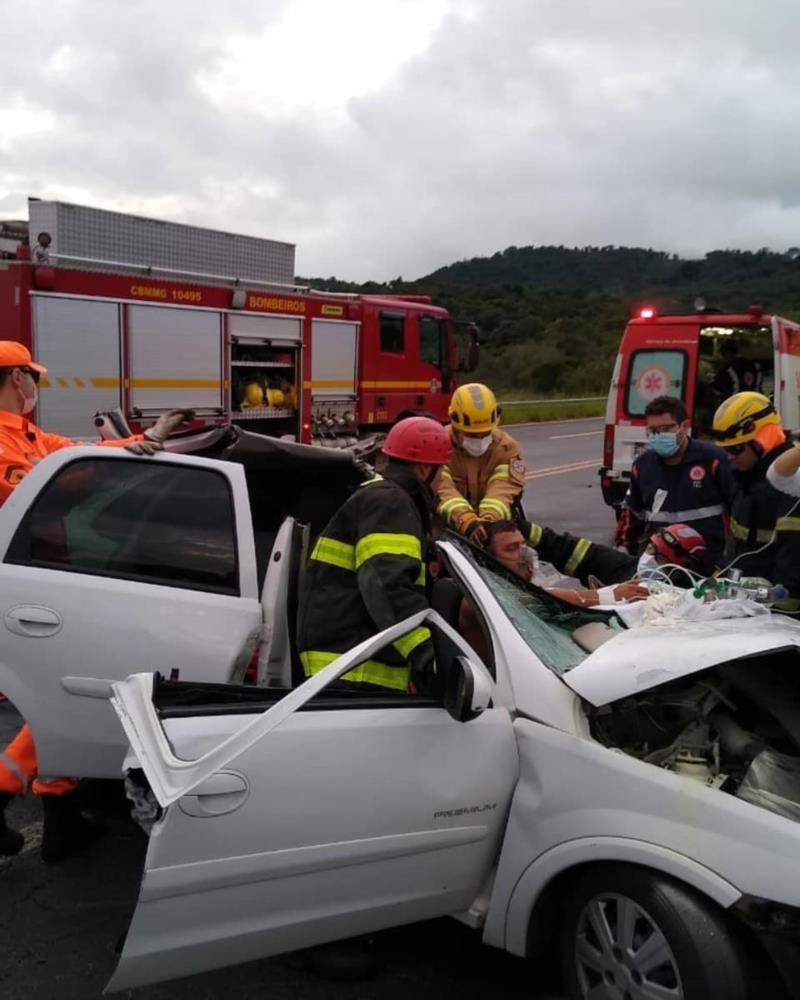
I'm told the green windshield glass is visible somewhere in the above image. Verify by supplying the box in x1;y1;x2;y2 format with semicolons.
446;535;622;675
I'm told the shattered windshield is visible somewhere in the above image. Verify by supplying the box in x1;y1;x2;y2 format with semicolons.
444;534;622;676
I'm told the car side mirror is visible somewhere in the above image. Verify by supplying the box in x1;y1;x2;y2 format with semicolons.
444;655;492;723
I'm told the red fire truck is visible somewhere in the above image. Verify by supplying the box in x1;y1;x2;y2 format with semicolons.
599;303;800;509
0;203;476;451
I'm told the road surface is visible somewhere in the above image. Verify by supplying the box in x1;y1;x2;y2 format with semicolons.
0;419;610;1000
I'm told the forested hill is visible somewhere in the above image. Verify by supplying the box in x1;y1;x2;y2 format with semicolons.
299;245;800;395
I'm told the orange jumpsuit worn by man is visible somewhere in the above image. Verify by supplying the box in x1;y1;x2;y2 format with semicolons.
436;383;526;546
0;341;191;861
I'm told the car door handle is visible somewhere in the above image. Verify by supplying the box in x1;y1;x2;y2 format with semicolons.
178;771;249;819
5;605;63;638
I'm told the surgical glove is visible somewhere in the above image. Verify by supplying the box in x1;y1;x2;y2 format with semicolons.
145;408;196;442
125;438;164;456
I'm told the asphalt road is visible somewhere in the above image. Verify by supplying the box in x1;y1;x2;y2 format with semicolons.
0;419;610;1000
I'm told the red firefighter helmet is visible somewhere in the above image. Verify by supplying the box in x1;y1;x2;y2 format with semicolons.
650;523;708;570
382;416;452;464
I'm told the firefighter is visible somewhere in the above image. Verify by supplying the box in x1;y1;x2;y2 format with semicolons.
437;383;526;546
617;395;736;565
296;415;451;695
522;519;715;586
0;341;193;860
712;391;800;611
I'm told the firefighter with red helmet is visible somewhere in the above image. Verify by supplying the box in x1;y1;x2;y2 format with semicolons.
437;383;526;546
296;416;451;695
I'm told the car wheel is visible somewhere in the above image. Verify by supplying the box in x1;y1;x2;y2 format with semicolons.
558;864;749;1000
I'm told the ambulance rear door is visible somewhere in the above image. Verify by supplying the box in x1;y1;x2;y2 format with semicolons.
772;316;800;431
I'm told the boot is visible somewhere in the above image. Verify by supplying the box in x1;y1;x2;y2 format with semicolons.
0;791;24;856
40;790;106;863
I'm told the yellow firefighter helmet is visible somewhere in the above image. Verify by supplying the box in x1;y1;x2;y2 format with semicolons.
449;383;500;434
241;382;264;409
265;387;285;408
712;391;780;447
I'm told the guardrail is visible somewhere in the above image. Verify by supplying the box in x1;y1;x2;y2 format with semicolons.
498;396;605;406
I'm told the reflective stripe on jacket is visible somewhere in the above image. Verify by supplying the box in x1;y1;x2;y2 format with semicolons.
436;427;525;526
296;471;432;690
726;441;800;609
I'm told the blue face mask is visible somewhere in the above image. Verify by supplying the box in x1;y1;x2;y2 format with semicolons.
648;432;680;458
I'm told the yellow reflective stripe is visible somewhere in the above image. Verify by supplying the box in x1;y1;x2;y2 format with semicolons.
393;625;431;659
487;464;510;484
310;536;355;570
730;518;773;543
564;537;592;576
359;475;384;487
479;497;512;519
300;651;409;692
440;467;454;481
416;563;426;586
355;533;422;567
776;516;800;533
438;497;472;523
528;522;543;546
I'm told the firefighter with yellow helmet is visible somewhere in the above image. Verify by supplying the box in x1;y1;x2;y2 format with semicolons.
437;383;526;545
712;391;800;611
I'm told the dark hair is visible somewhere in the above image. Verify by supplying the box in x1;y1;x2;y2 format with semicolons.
644;395;687;423
485;519;522;542
0;367;14;387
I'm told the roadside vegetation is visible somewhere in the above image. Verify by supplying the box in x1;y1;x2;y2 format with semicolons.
301;243;800;401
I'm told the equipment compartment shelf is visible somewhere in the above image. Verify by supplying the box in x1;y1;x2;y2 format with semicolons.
231;408;297;420
230;361;296;368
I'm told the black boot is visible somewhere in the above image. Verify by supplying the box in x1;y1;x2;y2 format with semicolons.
0;791;24;856
40;790;106;863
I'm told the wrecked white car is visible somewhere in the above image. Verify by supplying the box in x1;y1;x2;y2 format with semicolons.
1;442;800;998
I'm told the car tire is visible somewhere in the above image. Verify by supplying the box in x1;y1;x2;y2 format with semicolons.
558;864;749;1000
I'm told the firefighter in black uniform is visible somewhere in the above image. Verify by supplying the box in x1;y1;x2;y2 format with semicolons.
712;392;800;612
297;415;452;694
521;520;713;586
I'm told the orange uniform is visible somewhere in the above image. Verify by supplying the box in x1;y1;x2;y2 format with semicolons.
437;427;526;527
0;410;143;797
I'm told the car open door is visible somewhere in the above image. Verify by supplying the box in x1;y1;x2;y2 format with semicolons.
0;448;261;778
106;609;518;992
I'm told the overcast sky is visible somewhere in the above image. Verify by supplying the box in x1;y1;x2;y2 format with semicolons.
2;0;799;280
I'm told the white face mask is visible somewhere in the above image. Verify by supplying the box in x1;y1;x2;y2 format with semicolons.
460;433;492;457
20;384;37;415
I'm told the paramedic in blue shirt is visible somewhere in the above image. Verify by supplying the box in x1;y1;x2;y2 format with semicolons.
618;395;736;565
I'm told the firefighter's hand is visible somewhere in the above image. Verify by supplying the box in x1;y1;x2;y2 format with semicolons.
459;512;489;547
407;641;437;697
145;409;196;442
125;438;164;456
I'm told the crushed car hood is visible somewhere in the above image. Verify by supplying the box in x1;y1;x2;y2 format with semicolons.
563;614;800;707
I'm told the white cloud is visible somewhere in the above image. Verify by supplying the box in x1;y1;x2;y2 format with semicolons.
1;0;800;279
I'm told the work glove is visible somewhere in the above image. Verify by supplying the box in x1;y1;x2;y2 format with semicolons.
457;511;489;547
407;641;437;697
124;438;164;456
144;408;196;443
